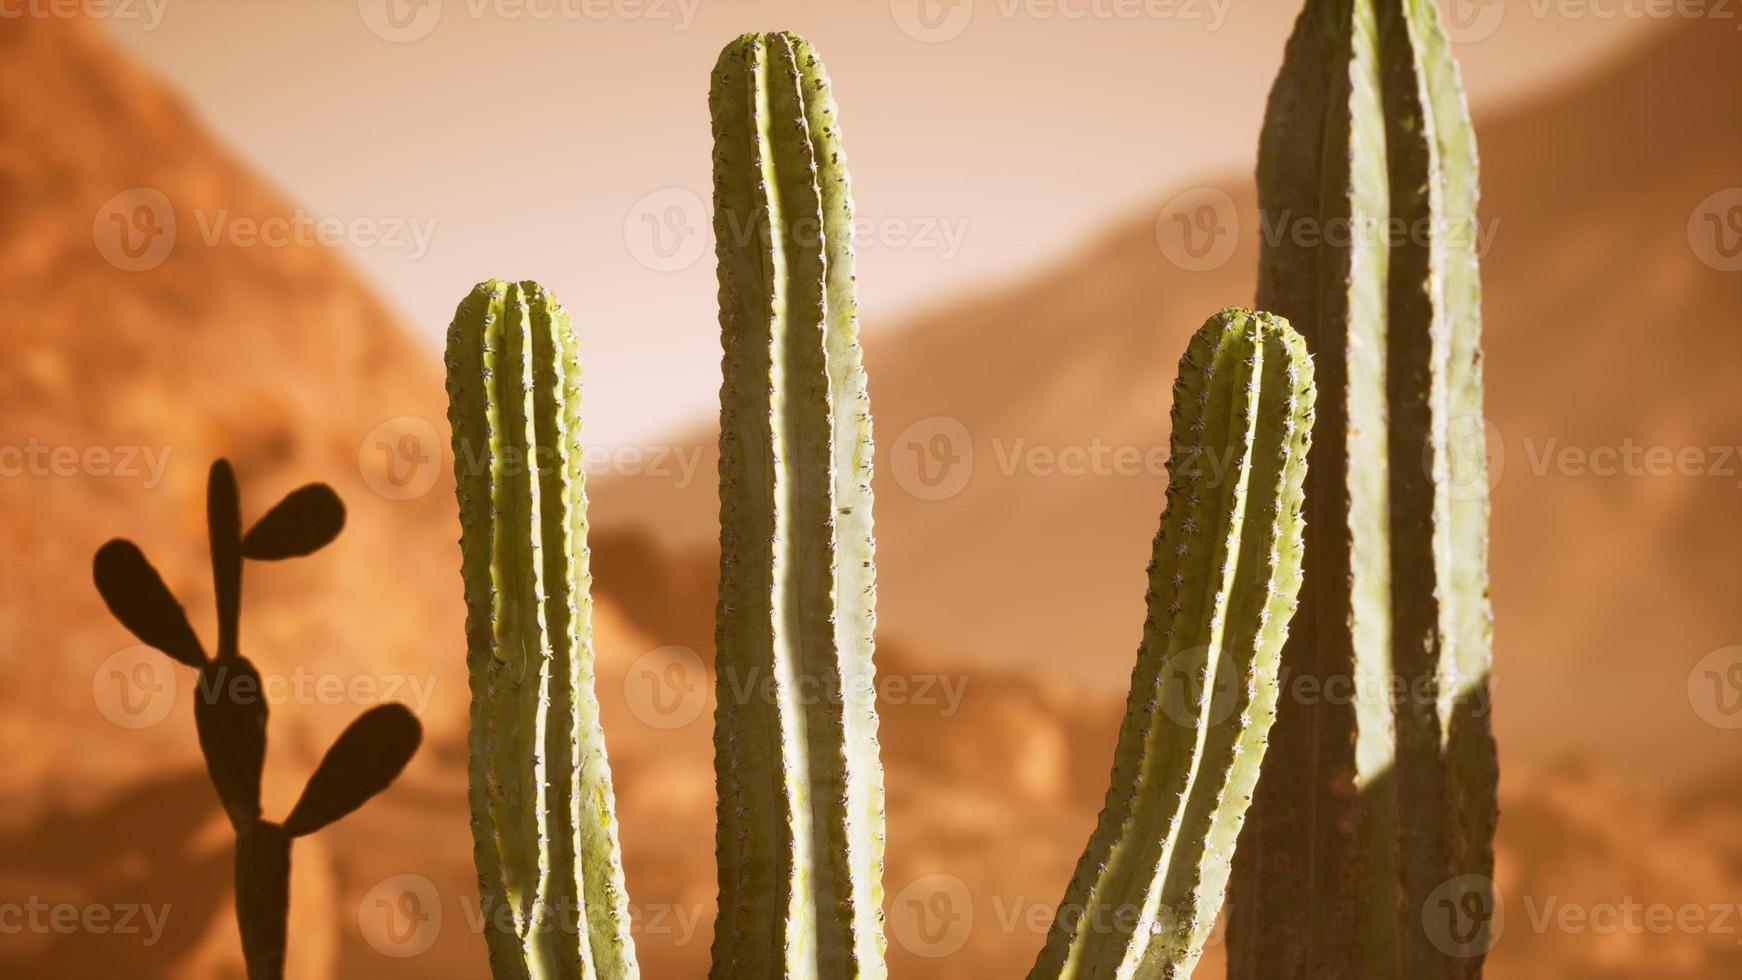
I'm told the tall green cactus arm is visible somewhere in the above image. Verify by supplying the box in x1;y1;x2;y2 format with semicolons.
447;280;637;980
1231;2;1498;978
1029;308;1315;980
1231;2;1401;976
709;31;886;980
1383;3;1499;976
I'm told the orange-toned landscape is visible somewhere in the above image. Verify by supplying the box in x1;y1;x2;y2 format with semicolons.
1;9;1738;980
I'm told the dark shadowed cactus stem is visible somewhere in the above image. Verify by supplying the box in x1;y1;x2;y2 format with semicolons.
446;280;638;980
93;461;421;980
1030;308;1316;980
709;31;887;980
1229;1;1499;978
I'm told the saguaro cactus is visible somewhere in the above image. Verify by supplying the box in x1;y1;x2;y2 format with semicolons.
1228;1;1499;978
93;460;422;980
1031;308;1317;979
708;32;886;980
446;280;638;979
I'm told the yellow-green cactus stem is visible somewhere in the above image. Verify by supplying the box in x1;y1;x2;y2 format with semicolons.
446;280;637;980
1030;308;1316;980
1229;2;1499;978
708;32;886;980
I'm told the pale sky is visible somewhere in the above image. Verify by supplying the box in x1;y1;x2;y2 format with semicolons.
108;0;1650;449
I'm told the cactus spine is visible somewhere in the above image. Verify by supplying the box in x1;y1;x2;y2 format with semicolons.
1030;308;1316;979
446;280;637;979
1229;1;1499;977
709;32;886;980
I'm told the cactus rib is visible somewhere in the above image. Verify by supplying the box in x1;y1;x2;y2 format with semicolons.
1230;1;1498;977
709;31;886;980
1030;308;1316;980
447;280;637;980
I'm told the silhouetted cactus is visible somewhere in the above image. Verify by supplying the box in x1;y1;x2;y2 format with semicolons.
93;459;423;980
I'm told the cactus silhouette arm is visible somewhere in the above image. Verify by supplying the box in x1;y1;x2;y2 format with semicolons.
710;31;886;980
447;280;637;980
283;703;422;837
92;539;206;666
1029;309;1314;980
241;484;346;560
209;460;244;660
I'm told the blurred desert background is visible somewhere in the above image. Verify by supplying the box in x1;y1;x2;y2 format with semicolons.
2;3;1739;978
